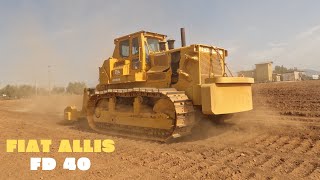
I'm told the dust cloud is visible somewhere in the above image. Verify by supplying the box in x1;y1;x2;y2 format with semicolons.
13;95;83;115
180;87;283;144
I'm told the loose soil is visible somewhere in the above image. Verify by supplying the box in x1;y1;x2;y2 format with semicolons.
0;80;319;179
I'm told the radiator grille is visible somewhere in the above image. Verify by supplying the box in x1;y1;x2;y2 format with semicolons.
200;53;222;83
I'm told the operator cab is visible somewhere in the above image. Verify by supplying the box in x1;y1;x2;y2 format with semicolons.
113;31;167;72
98;30;175;88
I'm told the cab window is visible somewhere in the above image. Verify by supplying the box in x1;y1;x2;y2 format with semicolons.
145;43;150;66
132;37;139;55
147;38;160;52
120;40;129;57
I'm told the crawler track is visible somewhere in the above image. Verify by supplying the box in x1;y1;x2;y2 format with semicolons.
86;88;196;142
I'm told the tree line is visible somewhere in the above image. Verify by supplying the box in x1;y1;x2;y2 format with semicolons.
273;65;298;74
0;82;86;99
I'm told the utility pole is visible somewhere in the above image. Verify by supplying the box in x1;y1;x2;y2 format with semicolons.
48;65;51;95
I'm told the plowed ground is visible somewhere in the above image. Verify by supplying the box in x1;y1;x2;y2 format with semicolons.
0;80;319;179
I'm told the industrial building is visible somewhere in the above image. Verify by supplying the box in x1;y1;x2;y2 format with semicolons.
238;61;312;83
272;73;281;82
255;62;273;82
312;75;319;80
282;71;305;81
238;62;273;82
238;70;255;78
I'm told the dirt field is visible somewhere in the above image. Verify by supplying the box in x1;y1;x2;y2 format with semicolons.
0;81;319;179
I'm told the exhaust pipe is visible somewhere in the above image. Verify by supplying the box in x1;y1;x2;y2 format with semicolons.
159;41;167;51
167;39;175;50
180;28;186;47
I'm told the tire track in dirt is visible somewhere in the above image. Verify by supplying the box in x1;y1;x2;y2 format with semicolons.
290;161;318;178
102;123;320;179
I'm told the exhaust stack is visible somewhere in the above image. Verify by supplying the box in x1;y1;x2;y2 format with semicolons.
167;39;175;50
180;28;186;47
159;41;167;51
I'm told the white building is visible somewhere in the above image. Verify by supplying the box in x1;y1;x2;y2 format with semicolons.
282;71;304;81
312;75;319;80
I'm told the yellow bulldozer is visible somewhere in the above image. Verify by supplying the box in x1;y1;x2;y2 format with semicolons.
64;28;254;141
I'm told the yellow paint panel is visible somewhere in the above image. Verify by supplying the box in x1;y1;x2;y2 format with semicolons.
201;82;253;114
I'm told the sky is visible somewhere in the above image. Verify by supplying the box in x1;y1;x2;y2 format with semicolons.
1;0;320;87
